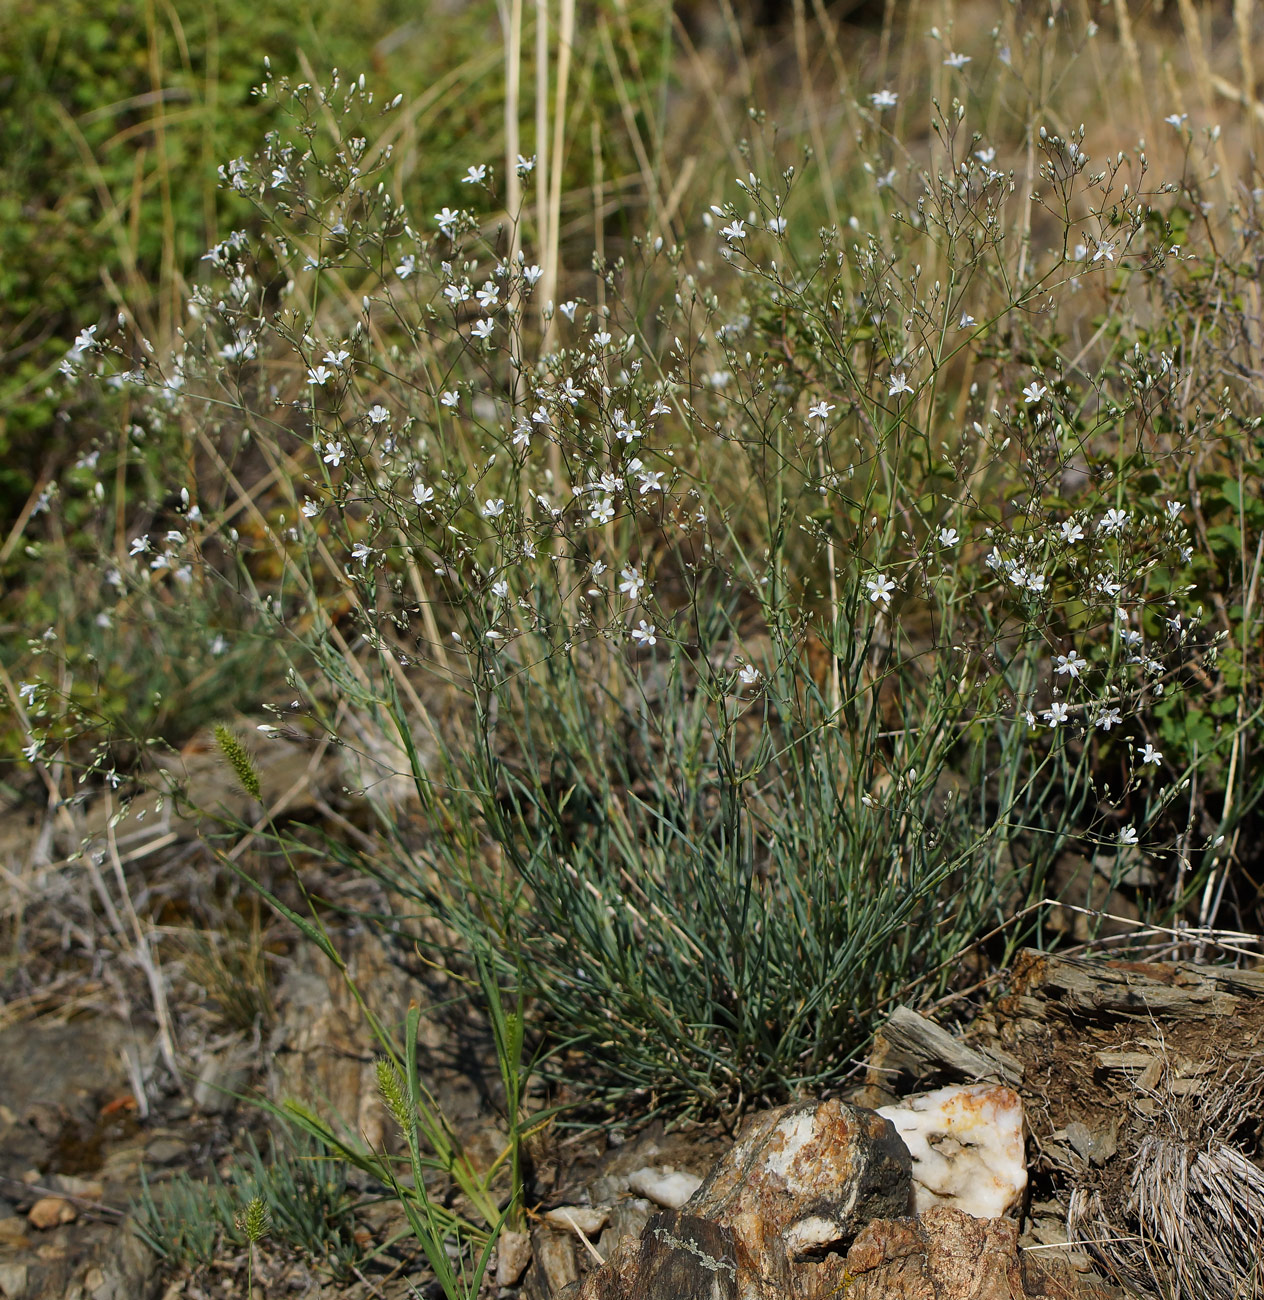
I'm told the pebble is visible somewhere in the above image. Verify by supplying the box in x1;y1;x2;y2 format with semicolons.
0;1218;28;1246
494;1227;532;1287
143;1137;187;1166
625;1167;703;1209
0;1263;28;1299
543;1205;611;1236
27;1196;76;1230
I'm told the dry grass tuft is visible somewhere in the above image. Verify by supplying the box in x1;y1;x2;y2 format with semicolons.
1070;1061;1264;1300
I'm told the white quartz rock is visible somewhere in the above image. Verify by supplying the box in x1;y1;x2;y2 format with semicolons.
626;1166;704;1208
877;1083;1026;1219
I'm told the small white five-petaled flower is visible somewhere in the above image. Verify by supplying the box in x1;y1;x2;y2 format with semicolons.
888;372;913;398
631;620;657;646
1054;650;1085;678
866;574;896;606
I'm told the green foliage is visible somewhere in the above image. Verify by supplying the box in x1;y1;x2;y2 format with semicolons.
132;1130;364;1279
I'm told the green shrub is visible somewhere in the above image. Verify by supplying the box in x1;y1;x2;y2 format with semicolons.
47;27;1258;1119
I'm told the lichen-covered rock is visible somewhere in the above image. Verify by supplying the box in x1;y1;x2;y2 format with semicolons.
567;1098;912;1300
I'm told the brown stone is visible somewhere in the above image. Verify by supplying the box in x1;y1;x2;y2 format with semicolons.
26;1197;76;1231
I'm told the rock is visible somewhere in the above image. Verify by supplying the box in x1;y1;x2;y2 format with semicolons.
595;1197;652;1262
0;1263;28;1299
0;1217;30;1247
626;1168;703;1209
142;1137;186;1167
569;1098;912;1299
27;1197;76;1230
877;1084;1026;1218
543;1206;611;1236
495;1228;532;1287
47;1174;104;1202
844;1208;1026;1300
523;1227;579;1299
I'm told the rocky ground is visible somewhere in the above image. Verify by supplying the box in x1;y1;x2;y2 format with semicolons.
2;734;1261;1300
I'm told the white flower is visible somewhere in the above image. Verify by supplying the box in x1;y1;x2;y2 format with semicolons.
866;574;896;605
593;330;612;347
974;147;996;164
351;542;372;565
619;566;645;598
1022;381;1047;404
471;318;495;339
461;163;487;184
1093;239;1116;263
591;560;608;578
323;440;346;467
512;423;531;448
631;620;657;646
301;497;319;518
943;51;971;68
308;365;334;385
938;527;959;547
444;282;471;305
367;404;389;425
1099;507;1129;534
1043;701;1070;726
476;281;499;310
516;154;536;175
561;378;584;404
1061;520;1085;543
1118;825;1139;845
870;89;898;108
1055;650;1085;678
1140;742;1163;765
323;348;351;368
395;254;417;279
18;681;37;705
129;534;150;556
412;482;435;506
738;663;761;685
888;372;913;397
73;325;99;354
482;497;505;518
440;390;459;408
1096;706;1123;730
559;300;578;321
590;497;616;525
808;400;835;421
958;312;976;328
435;206;459;236
638;470;665;494
720;219;747;242
492;579;509;599
521;264;543;286
767;216;787;234
1165;113;1188;128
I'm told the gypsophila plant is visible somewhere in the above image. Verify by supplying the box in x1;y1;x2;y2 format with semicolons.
59;18;1264;1118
